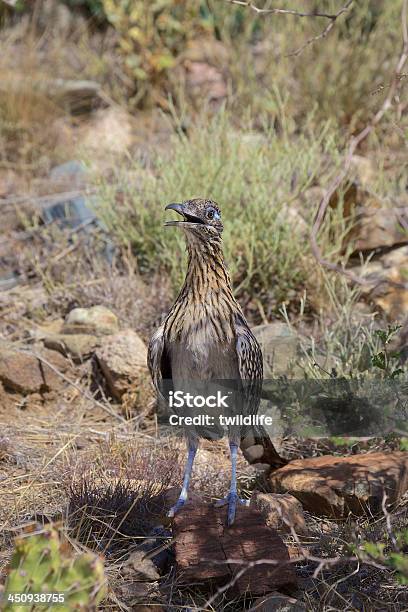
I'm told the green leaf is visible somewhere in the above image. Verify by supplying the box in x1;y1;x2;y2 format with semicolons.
372;351;386;370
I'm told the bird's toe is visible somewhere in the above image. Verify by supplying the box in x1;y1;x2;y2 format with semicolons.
168;497;187;518
215;492;248;525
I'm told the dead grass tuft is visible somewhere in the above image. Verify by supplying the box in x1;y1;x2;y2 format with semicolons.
68;477;168;555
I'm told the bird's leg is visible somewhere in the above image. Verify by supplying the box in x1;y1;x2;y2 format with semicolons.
215;440;249;525
168;439;198;518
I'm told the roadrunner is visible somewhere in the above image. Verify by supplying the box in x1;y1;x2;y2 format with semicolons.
148;198;284;525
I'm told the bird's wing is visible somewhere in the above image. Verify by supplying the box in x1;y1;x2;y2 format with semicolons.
234;312;263;414
147;324;172;405
234;313;287;469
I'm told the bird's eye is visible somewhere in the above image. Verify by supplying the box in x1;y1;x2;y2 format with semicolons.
206;209;215;219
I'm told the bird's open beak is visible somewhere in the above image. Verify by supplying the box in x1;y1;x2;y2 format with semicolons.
164;203;185;226
164;203;203;227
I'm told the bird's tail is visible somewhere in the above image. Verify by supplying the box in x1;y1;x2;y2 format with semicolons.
240;425;287;471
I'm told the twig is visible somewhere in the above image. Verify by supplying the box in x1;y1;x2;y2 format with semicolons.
287;0;354;57
371;73;408;96
225;0;350;20
225;0;354;56
381;490;399;551
310;0;408;287
202;553;355;609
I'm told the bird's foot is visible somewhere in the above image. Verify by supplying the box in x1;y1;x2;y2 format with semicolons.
214;492;249;526
167;497;187;518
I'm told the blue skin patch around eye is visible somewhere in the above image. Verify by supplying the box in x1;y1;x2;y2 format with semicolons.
214;211;221;220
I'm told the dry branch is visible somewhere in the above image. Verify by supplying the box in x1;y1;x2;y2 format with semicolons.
225;0;354;55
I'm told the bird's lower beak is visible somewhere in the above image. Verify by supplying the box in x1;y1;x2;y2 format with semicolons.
164;202;186;226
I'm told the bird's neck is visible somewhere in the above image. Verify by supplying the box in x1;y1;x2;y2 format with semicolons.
165;237;240;343
184;237;235;302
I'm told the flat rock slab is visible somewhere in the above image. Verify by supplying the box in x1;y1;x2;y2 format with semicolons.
172;499;297;596
269;452;408;517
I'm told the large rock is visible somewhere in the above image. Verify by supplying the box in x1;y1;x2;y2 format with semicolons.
0;345;69;395
352;203;408;253
352;245;408;321
96;330;153;409
269;452;408;517
329;179;407;253
251;491;308;535
36;306;119;361
173;498;297;595
0;349;44;395
43;333;100;362
62;306;119;336
252;323;300;378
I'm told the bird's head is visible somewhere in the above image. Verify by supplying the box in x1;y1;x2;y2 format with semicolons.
165;198;223;242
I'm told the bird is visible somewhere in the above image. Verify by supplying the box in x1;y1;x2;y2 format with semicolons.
148;198;285;525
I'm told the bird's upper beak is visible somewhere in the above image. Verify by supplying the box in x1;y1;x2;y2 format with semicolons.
165;202;185;215
164;203;186;227
164;202;203;227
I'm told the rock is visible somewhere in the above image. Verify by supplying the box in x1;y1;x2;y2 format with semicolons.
39;348;72;391
249;592;306;611
33;319;64;337
172;498;297;595
125;550;160;582
269;452;408;518
240;426;288;471
115;579;160;607
352;203;408;253
0;347;44;395
251;491;308;535
96;330;152;407
43;333;100;362
0;345;69;395
349;155;376;188
47;79;102;114
352;245;408;321
181;39;228;105
252;323;300;378
78;107;133;160
49;160;88;189
185;61;227;103
329;179;407;253
39;188;116;262
62;306;118;336
40;193;96;230
0;272;20;292
33;319;100;361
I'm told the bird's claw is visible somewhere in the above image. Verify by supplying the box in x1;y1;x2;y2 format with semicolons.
215;492;249;525
167;497;187;518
